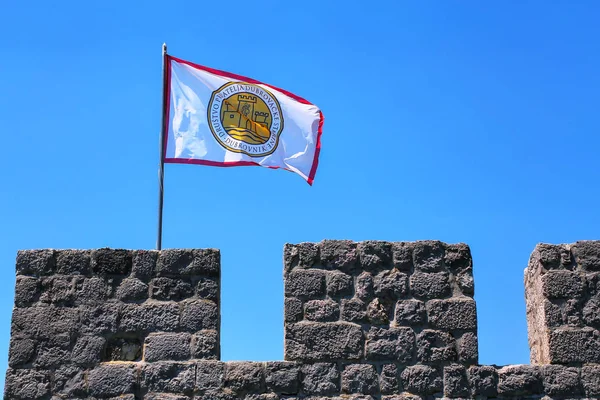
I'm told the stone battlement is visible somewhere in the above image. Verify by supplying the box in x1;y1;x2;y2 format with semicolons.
4;240;600;399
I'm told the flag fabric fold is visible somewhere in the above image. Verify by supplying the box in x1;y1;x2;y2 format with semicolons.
162;55;324;185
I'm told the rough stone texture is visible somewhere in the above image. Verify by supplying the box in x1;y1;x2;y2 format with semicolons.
5;241;600;399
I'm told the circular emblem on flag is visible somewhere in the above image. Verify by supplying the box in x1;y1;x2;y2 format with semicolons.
207;82;284;157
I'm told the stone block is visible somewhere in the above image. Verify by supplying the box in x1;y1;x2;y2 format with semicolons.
51;365;87;398
4;368;51;399
11;305;80;339
55;250;91;275
365;326;415;363
301;363;340;395
581;364;600;397
71;335;106;365
392;242;414;271
8;337;36;367
197;278;219;301
541;365;582;397
265;361;300;394
542;270;583;298
469;362;497;396
358;241;393;269
326;271;353;297
380;364;399;394
355;272;374;300
374;269;408;299
39;276;75;305
409;272;450;299
412;241;444;272
444;365;469;398
196;361;225;392
443;243;472;273
285;322;363;361
14;276;40;307
572;240;600;271
119;302;180;333
457;331;478;364
319;240;358;270
426;298;477;330
533;243;572;270
145;394;189;400
132;250;158;281
80;303;120;335
584;297;600;327
341;364;379;394
416;330;457;363
225;362;264;394
366;298;391;325
88;364;137;398
284;242;320;271
156;249;220;277
497;365;543;396
116;277;149;301
285;270;326;298
180;299;219;332
91;248;132;275
394;300;426;326
192;330;219;360
304;299;340;322
151;277;194;301
33;333;71;368
144;332;192;362
16;249;55;276
285;297;303;323
141;362;195;394
457;269;475;296
72;276;111;305
548;327;600;363
341;298;367;323
400;365;442;395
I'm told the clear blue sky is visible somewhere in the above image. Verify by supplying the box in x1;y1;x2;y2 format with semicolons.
1;0;599;390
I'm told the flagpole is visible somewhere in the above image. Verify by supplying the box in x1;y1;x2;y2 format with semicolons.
157;43;168;250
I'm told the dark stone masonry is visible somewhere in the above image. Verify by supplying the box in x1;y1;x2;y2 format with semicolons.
4;240;600;399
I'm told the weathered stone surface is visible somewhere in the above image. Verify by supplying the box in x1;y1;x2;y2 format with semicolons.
394;300;426;326
400;365;442;395
8;337;36;367
72;335;106;365
374;269;408;299
342;364;379;394
365;327;414;362
285;270;326;298
55;250;91;275
534;243;571;270
304;299;340;322
88;364;136;397
16;249;55;276
542;270;583;298
355;272;374;300
301;363;340;395
115;277;149;301
180;299;219;332
119;301;180;333
91;248;132;275
285;322;363;361
73;276;110;305
341;298;367;323
151;277;193;300
326;272;353;297
80;303;120;334
284;242;320;270
541;365;581;397
192;330;219;360
366;298;390;325
412;241;444;272
52;364;87;397
132;250;158;281
468;366;498;397
572;241;600;271
225;362;264;394
548;327;600;363
358;241;392;269
197;278;219;301
145;332;192;362
416;330;456;363
410;272;450;299
141;362;195;394
285;297;303;323
380;364;399;394
581;364;600;397
33;333;71;368
4;368;50;399
14;276;41;307
196;361;225;392
265;361;299;394
106;337;142;361
11;305;79;339
457;270;474;296
320;240;358;270
457;331;478;364
497;365;543;396
426;298;477;330
444;365;469;398
392;242;413;271
157;249;220;277
583;297;600;327
444;243;472;273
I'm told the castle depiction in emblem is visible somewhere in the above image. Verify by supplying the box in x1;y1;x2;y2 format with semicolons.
221;93;272;145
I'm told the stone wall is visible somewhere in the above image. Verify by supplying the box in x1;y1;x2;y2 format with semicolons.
4;240;600;399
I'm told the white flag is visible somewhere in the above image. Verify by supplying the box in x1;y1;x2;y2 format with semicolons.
163;55;324;185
